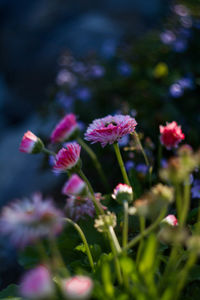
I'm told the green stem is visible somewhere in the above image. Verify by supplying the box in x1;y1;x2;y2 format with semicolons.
49;236;69;277
136;216;145;266
157;140;162;171
107;230;123;285
122;208;167;253
122;201;129;248
108;226;121;253
132;131;152;186
78;169;104;215
175;184;182;222
174;253;197;300
113;142;131;186
64;218;95;271
42;148;56;156
180;176;190;227
77;137;109;191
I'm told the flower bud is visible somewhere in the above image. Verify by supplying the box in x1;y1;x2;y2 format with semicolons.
112;183;133;204
19;131;44;154
94;212;117;233
62;276;93;300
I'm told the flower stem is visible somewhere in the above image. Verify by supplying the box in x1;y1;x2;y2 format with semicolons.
49;236;69;277
107;229;123;285
64;218;95;271
113;142;131;186
132;131;152;187
108;226;121;254
180;176;190;227
78;169;104;215
122;201;129;249
122;208;166;253
77;137;109;192
136;216;145;266
42;148;56;156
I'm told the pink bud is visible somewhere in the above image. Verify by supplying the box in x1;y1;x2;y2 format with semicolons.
19;131;44;154
62;276;93;300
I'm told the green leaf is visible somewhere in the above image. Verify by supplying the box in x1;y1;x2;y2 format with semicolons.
0;284;22;299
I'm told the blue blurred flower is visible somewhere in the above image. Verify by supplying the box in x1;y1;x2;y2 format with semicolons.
177;77;194;89
191;180;200;198
169;83;184;98
56;69;77;87
75;87;92;102
117;61;132;76
118;135;129;147
125;161;135;172
90;65;105;78
136;164;148;175
161;159;168;168
173;39;187;52
55;92;74;110
160;30;176;45
101;39;117;59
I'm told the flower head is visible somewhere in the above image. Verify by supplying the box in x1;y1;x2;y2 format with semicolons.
20;265;54;299
112;183;133;204
62;276;93;300
162;215;178;226
159;121;185;149
62;174;86;196
0;193;63;248
19;131;44;154
85;114;137;147
94;212;117;233
53;142;81;172
51;114;78;143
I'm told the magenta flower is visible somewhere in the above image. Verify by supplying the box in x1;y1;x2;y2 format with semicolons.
0;193;63;248
62;276;93;300
62;174;86;196
51;113;78;143
162;214;178;226
159;121;185;150
19;131;44;154
53;142;81;172
20;265;54;300
85;114;137;147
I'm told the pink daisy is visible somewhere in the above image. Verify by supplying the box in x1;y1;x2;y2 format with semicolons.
53;142;81;172
112;183;133;204
162;214;178;226
51;113;78;143
19;131;44;154
62;276;93;300
20;265;54;300
159;121;185;150
62;174;86;196
0;193;63;248
85;114;137;147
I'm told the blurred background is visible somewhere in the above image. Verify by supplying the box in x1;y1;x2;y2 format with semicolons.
2;0;200;291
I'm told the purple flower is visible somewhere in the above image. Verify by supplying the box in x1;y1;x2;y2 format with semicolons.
118;135;129;147
191;180;200;199
161;159;168;168
56;69;77;87
177;77;194;89
169;83;184;98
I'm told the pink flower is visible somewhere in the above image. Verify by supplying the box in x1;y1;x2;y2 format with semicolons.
53;142;81;172
62;174;86;196
85;114;137;147
162;214;178;226
51;113;78;143
159;121;185;150
19;131;44;154
62;276;93;300
20;265;54;299
0;193;63;248
112;183;133;204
